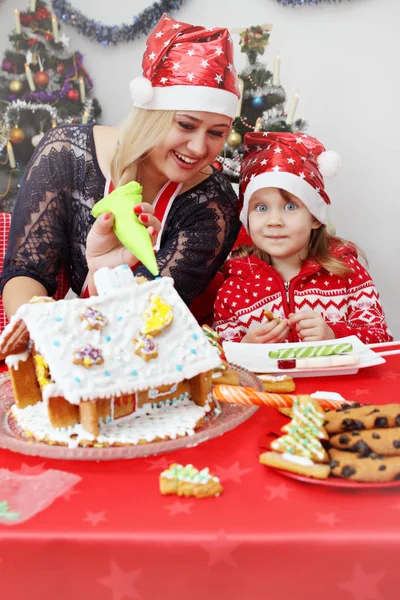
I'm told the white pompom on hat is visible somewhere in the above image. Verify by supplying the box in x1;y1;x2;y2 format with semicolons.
129;76;154;105
317;150;342;178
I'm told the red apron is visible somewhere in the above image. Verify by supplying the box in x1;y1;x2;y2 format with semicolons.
82;178;224;326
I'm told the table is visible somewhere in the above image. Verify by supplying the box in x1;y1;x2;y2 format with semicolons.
1;351;400;600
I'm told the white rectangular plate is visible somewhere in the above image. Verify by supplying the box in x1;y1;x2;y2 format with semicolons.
222;335;386;378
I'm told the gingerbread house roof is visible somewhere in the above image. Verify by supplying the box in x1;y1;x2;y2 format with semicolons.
0;266;221;404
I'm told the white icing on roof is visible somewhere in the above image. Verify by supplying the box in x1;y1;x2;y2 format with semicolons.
13;267;221;405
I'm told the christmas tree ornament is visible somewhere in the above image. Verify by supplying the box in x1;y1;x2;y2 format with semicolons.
9;80;23;94
92;181;159;276
9;126;25;144
2;59;12;72
252;95;264;108
0;2;102;211
31;131;45;147
227;129;242;148
66;88;79;102
34;71;50;89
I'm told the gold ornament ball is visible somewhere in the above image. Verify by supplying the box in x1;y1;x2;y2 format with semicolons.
9;80;23;94
227;129;242;148
9;126;25;144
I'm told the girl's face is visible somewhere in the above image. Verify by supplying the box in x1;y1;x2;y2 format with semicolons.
248;187;321;267
145;111;231;183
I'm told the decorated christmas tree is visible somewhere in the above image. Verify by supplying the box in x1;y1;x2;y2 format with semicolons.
0;0;102;212
220;25;307;183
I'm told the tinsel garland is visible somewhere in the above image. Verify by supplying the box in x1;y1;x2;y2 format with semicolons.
276;0;349;5
50;0;185;46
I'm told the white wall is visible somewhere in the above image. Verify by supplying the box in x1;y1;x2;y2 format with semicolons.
1;0;400;337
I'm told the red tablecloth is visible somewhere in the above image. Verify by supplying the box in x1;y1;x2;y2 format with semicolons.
1;352;400;600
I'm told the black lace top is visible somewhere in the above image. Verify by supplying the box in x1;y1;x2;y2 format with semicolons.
1;123;240;305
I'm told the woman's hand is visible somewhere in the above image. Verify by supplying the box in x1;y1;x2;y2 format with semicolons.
86;203;160;274
288;311;335;342
241;318;290;344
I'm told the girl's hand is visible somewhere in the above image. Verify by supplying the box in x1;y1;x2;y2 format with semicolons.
86;203;160;273
288;311;335;342
241;318;290;344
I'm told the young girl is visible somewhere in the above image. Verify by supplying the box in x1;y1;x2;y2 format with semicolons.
214;131;392;344
1;14;240;325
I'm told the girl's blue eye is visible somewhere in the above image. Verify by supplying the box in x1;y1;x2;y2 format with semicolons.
256;204;268;212
178;122;194;130
209;130;224;138
285;202;298;211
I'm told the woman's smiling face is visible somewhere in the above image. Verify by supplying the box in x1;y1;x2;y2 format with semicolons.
145;111;231;183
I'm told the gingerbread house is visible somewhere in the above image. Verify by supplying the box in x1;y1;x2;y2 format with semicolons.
0;266;221;442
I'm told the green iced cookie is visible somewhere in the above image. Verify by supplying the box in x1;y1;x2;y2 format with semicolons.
92;181;159;276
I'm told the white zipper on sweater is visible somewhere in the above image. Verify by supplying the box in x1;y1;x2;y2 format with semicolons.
284;281;290;304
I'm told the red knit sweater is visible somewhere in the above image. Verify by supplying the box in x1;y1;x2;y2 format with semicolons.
214;246;392;344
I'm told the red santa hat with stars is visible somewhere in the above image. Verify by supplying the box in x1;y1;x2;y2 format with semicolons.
239;132;341;230
129;13;239;119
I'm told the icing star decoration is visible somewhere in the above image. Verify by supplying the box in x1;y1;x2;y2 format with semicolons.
92;181;159;276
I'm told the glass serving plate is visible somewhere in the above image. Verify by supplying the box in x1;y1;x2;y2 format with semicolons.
0;366;261;461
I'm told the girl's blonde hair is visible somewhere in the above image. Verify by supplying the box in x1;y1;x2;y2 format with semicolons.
233;189;365;278
110;107;175;187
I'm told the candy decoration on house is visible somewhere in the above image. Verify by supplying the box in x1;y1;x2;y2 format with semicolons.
0;0;102;212
51;0;185;46
219;24;307;184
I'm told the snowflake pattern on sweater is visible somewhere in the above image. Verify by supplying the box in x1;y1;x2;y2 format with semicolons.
214;248;392;345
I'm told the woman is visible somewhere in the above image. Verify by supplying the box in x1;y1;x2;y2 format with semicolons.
1;14;240;322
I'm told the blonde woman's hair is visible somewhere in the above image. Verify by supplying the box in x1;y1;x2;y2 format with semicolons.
233;189;366;278
110;107;175;187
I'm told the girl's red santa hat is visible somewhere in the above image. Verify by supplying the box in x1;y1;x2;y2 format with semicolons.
129;13;239;119
239;132;341;230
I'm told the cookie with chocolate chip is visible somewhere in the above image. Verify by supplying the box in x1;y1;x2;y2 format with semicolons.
329;448;400;482
330;427;400;456
323;404;400;434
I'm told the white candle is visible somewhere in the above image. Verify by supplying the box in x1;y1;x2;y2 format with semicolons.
79;77;86;104
14;9;21;34
7;142;16;169
286;91;300;126
235;78;244;118
30;0;37;12
273;54;281;87
52;16;60;43
82;109;89;124
254;117;263;132
25;63;36;91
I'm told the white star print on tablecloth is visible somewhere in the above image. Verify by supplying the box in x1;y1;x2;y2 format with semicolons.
264;482;293;501
84;511;107;526
316;512;341;527
338;563;386;600
199;529;240;567
146;456;172;471
163;500;194;516
214;461;253;484
15;462;47;475
98;560;142;600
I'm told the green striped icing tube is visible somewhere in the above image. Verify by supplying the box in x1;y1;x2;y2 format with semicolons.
268;342;353;359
